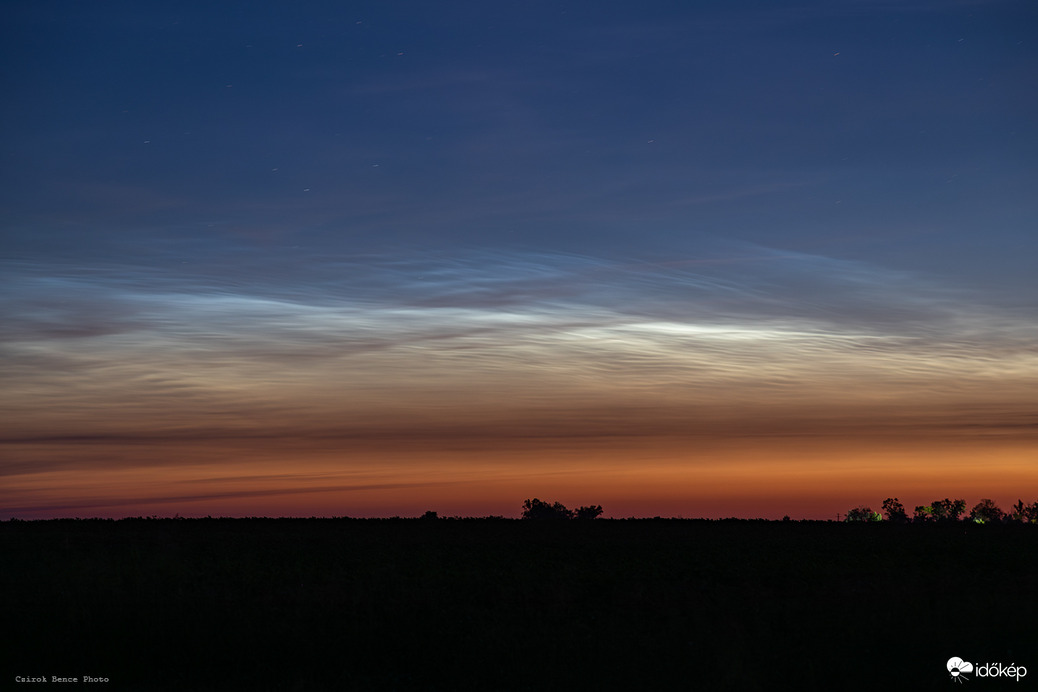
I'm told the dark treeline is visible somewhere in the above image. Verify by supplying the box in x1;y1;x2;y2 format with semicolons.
846;497;1038;524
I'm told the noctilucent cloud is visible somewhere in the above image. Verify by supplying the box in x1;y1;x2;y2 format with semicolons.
2;0;1036;519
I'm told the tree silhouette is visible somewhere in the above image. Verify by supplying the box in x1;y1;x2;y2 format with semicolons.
1024;502;1038;523
574;505;603;520
845;506;881;522
1010;500;1038;523
969;498;1004;524
856;497;1038;525
521;498;575;520
930;498;967;521
881;498;908;523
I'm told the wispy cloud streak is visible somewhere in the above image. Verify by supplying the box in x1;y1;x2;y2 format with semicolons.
3;241;1036;453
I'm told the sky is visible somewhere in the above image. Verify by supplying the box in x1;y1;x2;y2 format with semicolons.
2;0;1036;519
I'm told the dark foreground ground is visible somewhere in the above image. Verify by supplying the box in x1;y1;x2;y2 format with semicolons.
2;518;1034;691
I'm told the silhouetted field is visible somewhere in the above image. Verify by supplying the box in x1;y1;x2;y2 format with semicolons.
3;518;1034;691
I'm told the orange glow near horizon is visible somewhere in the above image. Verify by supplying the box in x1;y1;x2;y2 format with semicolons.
5;432;1036;520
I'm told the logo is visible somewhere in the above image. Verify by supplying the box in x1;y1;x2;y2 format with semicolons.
948;657;973;683
947;656;1028;683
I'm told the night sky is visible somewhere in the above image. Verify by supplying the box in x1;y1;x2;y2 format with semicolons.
3;0;1036;519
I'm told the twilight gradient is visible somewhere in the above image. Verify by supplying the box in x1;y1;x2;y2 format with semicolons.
2;0;1036;518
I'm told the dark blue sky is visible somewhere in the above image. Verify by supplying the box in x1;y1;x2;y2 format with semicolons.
3;1;1037;518
5;1;1036;275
